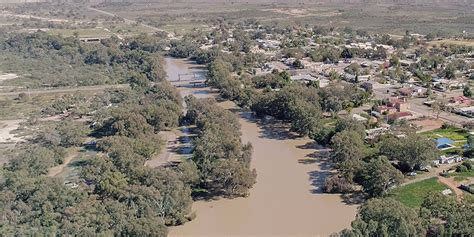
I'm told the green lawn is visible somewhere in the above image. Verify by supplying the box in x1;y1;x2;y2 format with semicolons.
421;127;469;141
390;178;451;208
451;170;474;182
421;127;469;155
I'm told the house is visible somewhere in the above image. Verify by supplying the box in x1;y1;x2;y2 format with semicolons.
376;98;409;114
436;138;455;150
450;96;473;107
455;106;474;118
435;155;463;164
290;74;329;88
375;105;397;114
392;98;409;112
387;111;414;122
365;127;389;140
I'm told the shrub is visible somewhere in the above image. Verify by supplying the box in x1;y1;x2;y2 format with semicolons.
456;165;468;173
460;160;473;170
324;175;354;193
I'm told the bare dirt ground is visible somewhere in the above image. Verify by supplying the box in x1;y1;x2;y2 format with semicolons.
47;148;78;177
0;119;24;143
262;8;310;17
0;73;18;82
412;119;444;133
144;130;180;168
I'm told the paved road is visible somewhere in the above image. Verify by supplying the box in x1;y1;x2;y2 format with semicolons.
409;97;472;126
372;83;470;126
0;84;129;97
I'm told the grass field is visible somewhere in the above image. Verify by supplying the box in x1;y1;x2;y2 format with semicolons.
0;94;55;120
421;127;469;155
451;170;474;182
421;127;469;141
390;177;451;208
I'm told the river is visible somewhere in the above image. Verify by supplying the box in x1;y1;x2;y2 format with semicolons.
165;57;358;237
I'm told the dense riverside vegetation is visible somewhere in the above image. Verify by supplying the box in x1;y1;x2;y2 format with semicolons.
0;33;255;236
0;32;166;88
185;97;256;197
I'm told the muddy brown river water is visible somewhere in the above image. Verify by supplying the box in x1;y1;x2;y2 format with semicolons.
165;57;358;237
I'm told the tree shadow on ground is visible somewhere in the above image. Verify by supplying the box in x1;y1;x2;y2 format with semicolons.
340;192;365;205
305;155;336;195
69;159;90;168
236;111;299;140
296;141;329;150
259;124;299;140
308;169;333;194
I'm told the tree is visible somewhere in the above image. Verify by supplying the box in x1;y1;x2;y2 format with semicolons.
54;120;88;147
379;134;438;171
341;198;426;236
341;47;353;59
444;64;456;79
288;99;322;137
420;193;474;236
335;117;366;139
292;59;304;69
360;156;403;197
324;175;354;193
431;99;445;119
463;86;472;98
331;130;365;163
330;130;365;179
210;159;257;197
389;55;400;67
187;97;256;197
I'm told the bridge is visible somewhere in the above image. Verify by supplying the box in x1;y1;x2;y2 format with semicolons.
169;73;206;82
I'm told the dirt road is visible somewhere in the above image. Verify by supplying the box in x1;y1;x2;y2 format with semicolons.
87;7;164;33
438;176;463;200
48;149;77;177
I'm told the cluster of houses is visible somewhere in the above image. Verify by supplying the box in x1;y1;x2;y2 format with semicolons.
370;97;419;122
449;96;474;118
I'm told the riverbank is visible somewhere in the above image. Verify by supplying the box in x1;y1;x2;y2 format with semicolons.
165;57;358;236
